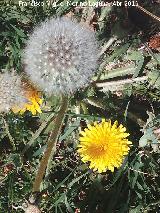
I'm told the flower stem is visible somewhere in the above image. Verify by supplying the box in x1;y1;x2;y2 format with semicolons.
22;112;56;155
32;95;69;193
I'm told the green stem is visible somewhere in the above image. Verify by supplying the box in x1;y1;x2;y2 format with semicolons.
32;95;69;192
2;116;16;151
22;112;56;155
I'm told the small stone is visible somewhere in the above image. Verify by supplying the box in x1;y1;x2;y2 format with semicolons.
25;204;41;213
65;46;70;50
61;59;65;64
60;52;64;57
66;54;70;59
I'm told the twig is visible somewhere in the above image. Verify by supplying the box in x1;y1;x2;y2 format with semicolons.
128;167;158;177
99;36;117;57
32;95;69;193
96;76;148;92
136;5;160;23
12;205;23;211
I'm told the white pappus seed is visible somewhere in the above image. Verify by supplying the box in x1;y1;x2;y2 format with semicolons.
23;17;99;95
0;72;29;113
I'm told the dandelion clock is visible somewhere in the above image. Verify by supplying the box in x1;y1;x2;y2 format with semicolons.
23;17;99;95
0;71;42;115
24;17;99;194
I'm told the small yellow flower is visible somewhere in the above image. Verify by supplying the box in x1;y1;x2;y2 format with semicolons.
12;82;43;115
77;119;132;173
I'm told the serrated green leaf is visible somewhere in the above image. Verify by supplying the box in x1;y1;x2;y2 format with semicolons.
59;118;81;141
106;43;130;63
99;64;136;80
139;128;159;147
148;70;160;88
129;205;142;213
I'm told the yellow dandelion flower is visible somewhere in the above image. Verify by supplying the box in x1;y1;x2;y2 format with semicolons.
77;119;132;173
12;82;43;115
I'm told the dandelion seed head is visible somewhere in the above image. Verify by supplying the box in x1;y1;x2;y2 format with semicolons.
0;72;28;113
23;17;99;95
0;71;42;115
